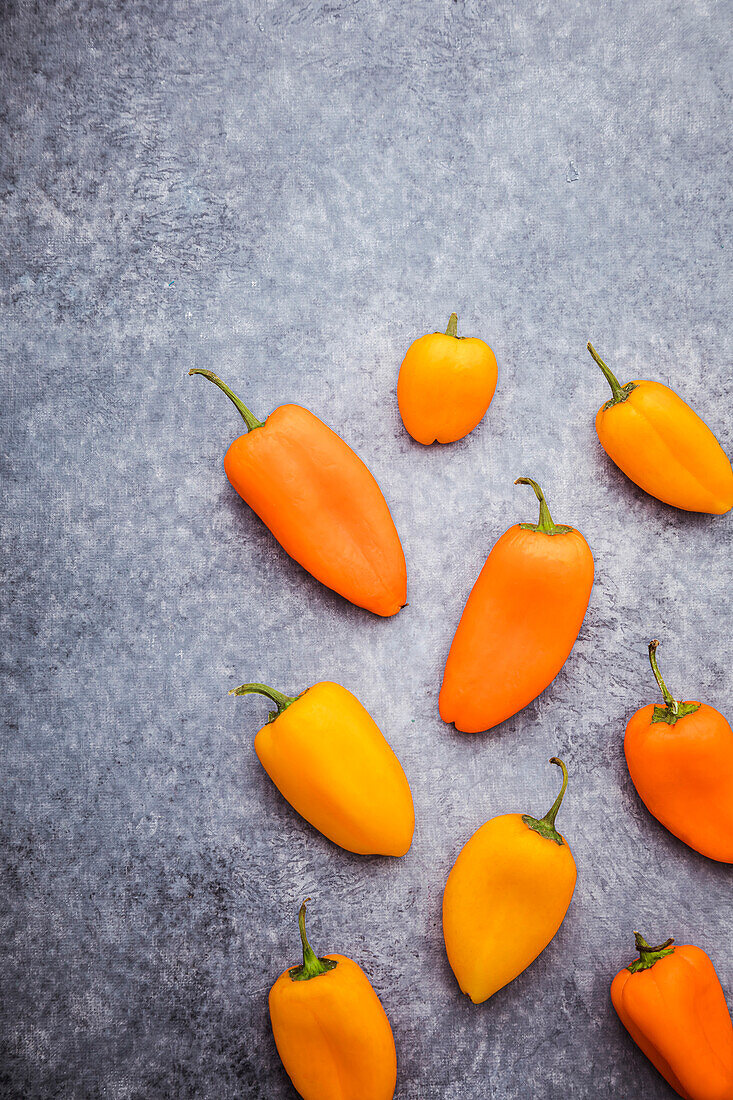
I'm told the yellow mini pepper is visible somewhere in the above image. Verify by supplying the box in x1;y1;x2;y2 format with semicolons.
443;758;576;1003
587;341;733;514
232;680;414;856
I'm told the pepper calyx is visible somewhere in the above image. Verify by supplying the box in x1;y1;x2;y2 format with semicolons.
586;342;637;410
516;478;573;536
651;700;701;726
522;758;569;847
626;932;675;974
289;899;338;982
647;640;701;726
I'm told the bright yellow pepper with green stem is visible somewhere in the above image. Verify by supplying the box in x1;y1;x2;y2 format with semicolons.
587;342;733;514
233;680;414;856
443;758;576;1003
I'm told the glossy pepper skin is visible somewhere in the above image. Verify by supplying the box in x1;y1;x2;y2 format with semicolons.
611;932;733;1100
439;478;594;733
270;899;397;1100
190;370;407;616
232;680;414;856
397;313;498;444
625;641;733;864
443;758;576;1004
587;342;733;514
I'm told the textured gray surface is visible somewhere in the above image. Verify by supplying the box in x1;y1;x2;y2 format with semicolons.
1;1;731;1097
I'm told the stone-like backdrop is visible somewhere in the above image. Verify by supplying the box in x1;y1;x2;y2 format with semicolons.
2;1;731;1097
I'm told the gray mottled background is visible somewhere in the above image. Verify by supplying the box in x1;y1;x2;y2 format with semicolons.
1;1;731;1097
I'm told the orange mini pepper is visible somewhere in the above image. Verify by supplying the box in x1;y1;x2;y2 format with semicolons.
624;640;733;864
190;369;407;616
439;478;594;733
443;758;576;1004
587;342;733;514
611;932;733;1100
270;899;397;1100
397;313;498;444
232;680;414;856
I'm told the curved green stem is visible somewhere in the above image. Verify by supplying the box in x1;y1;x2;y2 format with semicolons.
188;368;264;431
289;899;338;982
627;931;675;974
445;313;458;337
515;478;572;535
229;682;299;723
586;342;625;402
586;342;636;408
541;758;569;830
649;640;676;713
522;758;569;846
648;641;700;726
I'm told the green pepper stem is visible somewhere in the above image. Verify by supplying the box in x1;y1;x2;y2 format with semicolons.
229;682;297;716
188;368;264;432
648;642;700;726
445;313;458;337
648;640;678;716
627;931;675;974
540;757;568;830
522;758;569;845
586;342;627;404
289;899;338;982
515;478;570;535
298;899;325;977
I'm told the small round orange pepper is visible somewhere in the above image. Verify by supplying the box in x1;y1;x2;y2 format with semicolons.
443;758;576;1004
232;680;414;856
624;640;733;863
439;478;594;733
397;313;498;444
269;899;397;1100
587;342;733;513
190;369;407;616
611;932;733;1100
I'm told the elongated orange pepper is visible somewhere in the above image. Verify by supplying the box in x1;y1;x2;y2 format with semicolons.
439;478;594;733
270;899;397;1100
587;342;733;514
232;680;414;856
611;932;733;1100
397;313;498;444
190;370;407;615
443;758;576;1004
624;641;733;863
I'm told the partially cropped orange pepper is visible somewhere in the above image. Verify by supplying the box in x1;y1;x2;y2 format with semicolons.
232;680;414;856
397;313;498;444
439;478;594;733
190;369;407;615
611;932;733;1100
624;640;733;864
443;758;576;1004
270;899;397;1100
587;342;733;514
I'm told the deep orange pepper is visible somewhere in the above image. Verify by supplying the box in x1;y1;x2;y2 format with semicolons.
611;932;733;1100
439;478;594;733
269;899;397;1100
232;680;414;856
587;342;733;514
624;641;733;864
397;313;498;444
190;370;407;615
